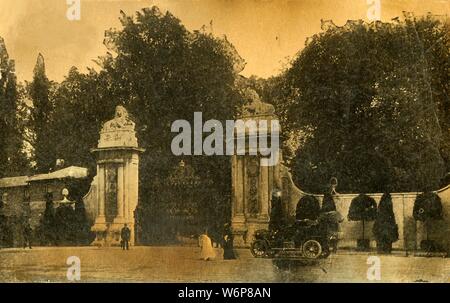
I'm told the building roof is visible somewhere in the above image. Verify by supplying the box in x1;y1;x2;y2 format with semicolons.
27;166;89;182
0;176;29;188
0;166;88;188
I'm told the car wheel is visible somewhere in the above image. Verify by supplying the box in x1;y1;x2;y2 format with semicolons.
302;239;322;259
251;240;269;258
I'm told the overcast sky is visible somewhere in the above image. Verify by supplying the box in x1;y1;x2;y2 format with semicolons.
0;0;448;82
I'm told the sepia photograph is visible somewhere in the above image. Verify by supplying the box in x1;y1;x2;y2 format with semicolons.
0;0;449;287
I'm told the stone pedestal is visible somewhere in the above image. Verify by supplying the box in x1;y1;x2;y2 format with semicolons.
90;106;144;246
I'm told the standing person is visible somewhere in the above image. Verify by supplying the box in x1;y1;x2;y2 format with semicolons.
198;229;216;261
23;221;33;249
120;224;131;250
320;192;342;253
222;223;236;260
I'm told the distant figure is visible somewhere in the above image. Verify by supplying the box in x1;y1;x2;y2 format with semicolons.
198;230;216;261
222;223;236;260
120;224;131;250
23;222;33;249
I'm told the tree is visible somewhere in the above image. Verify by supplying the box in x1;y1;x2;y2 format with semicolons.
373;193;398;253
277;15;448;193
0;37;29;177
28;53;56;173
348;194;377;251
50;67;115;173
96;7;243;242
413;191;443;252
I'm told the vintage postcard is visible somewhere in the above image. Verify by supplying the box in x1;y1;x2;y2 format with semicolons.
0;0;449;285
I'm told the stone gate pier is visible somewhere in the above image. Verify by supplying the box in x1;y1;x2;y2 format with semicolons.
85;106;144;246
231;89;282;247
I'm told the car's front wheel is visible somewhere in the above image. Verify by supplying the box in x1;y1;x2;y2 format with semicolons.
250;240;270;258
302;239;323;259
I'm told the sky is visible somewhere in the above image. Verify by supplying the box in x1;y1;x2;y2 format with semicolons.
0;0;448;82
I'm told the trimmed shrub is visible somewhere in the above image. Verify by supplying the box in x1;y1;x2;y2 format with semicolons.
373;193;398;253
321;192;337;213
413;192;443;252
348;194;377;222
296;195;320;220
348;194;377;250
413;192;442;221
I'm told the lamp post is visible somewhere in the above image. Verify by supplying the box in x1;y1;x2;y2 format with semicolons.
60;188;75;210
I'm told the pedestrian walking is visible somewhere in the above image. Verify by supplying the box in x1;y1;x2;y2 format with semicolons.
198;229;216;261
120;224;131;250
222;223;236;260
23;222;33;249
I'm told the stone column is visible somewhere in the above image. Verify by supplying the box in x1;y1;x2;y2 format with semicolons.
259;159;269;218
97;164;106;222
231;155;247;247
235;156;244;215
116;164;124;219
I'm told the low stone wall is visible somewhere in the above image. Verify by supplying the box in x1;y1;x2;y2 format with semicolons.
280;166;450;252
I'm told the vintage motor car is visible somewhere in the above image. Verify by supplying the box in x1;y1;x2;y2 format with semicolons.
250;211;341;259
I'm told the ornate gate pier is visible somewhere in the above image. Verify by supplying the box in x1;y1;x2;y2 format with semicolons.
89;106;144;246
231;89;282;247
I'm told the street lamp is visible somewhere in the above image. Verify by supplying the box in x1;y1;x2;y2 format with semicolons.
60;188;75;210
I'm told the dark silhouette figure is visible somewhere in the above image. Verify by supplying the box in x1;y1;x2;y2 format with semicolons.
121;224;131;250
320;192;341;252
269;192;283;232
222;223;236;260
23;222;33;249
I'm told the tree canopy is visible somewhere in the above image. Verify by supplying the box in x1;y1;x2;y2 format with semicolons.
0;37;29;177
348;194;377;222
276;14;449;193
28;53;56;173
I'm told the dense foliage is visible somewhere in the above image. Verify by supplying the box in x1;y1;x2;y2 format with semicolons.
275;15;449;193
28;54;56;173
0;38;29;177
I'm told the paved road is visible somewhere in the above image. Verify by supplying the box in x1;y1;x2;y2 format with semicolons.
0;246;448;282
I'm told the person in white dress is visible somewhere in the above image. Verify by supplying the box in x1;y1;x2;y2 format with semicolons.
198;230;216;261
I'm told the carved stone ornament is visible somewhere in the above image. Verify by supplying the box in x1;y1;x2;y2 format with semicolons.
98;105;138;148
241;88;275;117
